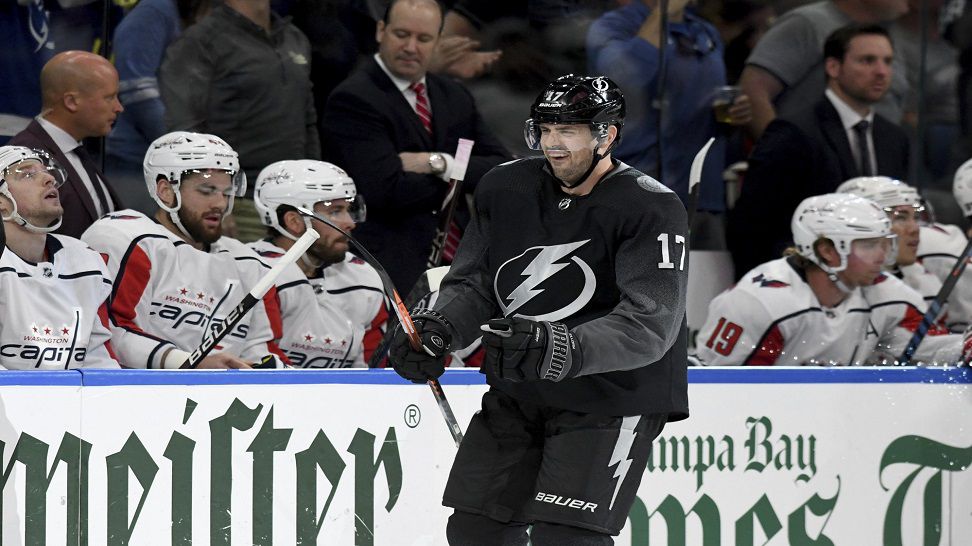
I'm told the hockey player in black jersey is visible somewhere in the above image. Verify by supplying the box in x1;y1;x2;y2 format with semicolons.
389;75;689;545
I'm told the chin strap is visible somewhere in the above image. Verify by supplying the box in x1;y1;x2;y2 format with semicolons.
548;130;620;189
0;188;61;233
825;270;853;294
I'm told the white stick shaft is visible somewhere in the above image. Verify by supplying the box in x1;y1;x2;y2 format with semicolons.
250;229;320;298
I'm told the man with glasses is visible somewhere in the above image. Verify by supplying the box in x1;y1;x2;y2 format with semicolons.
81;131;290;369
250;160;388;367
0;146;118;369
698;192;965;366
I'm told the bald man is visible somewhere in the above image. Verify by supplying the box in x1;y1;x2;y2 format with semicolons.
10;51;124;238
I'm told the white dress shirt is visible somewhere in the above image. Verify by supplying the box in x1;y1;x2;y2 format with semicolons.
373;53;455;181
825;88;877;177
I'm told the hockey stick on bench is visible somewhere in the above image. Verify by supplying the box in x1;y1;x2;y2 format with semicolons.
184;229;320;368
898;235;972;364
295;206;464;447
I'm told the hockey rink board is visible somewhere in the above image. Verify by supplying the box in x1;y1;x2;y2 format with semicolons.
0;367;968;545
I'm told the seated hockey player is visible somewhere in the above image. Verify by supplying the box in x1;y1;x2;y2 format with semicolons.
250;160;388;367
835;177;947;314
0;146;118;369
921;158;972;330
81;132;289;369
697;193;967;366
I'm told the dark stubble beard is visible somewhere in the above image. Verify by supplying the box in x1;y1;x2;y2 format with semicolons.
178;207;222;245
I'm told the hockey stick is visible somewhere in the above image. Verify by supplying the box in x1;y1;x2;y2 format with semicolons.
295;206;464;448
184;229;320;368
427;138;475;269
686;137;715;231
898;235;972;364
369;139;476;367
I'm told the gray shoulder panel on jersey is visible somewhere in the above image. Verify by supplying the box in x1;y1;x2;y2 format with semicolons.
601;161;674;195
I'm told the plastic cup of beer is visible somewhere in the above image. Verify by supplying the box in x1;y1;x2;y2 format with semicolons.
713;86;741;124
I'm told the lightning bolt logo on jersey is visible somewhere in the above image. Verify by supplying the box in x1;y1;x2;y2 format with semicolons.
494;241;597;322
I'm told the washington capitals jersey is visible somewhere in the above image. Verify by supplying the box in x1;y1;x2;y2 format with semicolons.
916;223;972;330
434;158;689;419
697;257;961;366
81;211;287;368
248;239;363;368
0;235;118;369
315;253;388;364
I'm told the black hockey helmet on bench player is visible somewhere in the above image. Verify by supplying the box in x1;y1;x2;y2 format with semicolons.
524;74;626;188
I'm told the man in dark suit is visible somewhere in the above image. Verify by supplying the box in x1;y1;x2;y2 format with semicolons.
10;51;124;239
728;24;909;279
322;0;509;292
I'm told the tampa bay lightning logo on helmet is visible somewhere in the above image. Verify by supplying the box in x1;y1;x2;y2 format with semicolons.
493;240;596;322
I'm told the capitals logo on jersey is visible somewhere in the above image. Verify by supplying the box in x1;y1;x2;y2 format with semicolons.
751;273;790;288
494;241;596;322
3;311;86;367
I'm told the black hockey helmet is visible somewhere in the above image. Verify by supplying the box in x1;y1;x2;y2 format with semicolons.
525;75;625;150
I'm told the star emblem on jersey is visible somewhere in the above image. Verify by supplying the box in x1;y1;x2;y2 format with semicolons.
495;240;596;322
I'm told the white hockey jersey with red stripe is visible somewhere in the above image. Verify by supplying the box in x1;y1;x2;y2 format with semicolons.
81;211;287;368
696;257;961;366
0;235;118;369
916;223;972;330
248;239;362;367
317;254;388;364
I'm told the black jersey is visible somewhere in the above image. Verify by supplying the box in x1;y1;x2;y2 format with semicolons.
435;158;689;419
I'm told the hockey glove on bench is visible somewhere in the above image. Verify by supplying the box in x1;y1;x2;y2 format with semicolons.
389;310;453;383
480;317;582;382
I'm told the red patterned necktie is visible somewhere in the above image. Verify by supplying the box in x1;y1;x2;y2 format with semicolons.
410;81;433;134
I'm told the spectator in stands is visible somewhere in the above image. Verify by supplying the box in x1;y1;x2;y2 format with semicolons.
251;159;389;366
322;0;509;292
739;0;909;140
697;0;776;84
430;0;613;78
81;132;288;370
728;24;909;278
10;51;124;239
698;193;965;366
1;0;53;144
106;0;213;215
587;0;752;249
0;146;118;369
891;0;961;183
159;0;320;241
942;0;972;162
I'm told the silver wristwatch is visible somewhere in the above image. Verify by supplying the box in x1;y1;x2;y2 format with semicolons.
428;152;446;175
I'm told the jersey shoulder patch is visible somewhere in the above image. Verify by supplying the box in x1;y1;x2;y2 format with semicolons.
750;273;790;288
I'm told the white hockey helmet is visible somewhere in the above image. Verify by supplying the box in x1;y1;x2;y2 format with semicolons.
953;157;972;217
792;193;895;274
0;146;67;233
143;131;245;239
254;160;364;241
837;176;922;211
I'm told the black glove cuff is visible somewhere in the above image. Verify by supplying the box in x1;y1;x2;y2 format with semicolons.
541;322;578;382
412;309;455;355
412;309;454;331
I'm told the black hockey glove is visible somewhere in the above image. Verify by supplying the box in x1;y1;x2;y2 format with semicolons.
388;310;453;383
480;318;581;382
